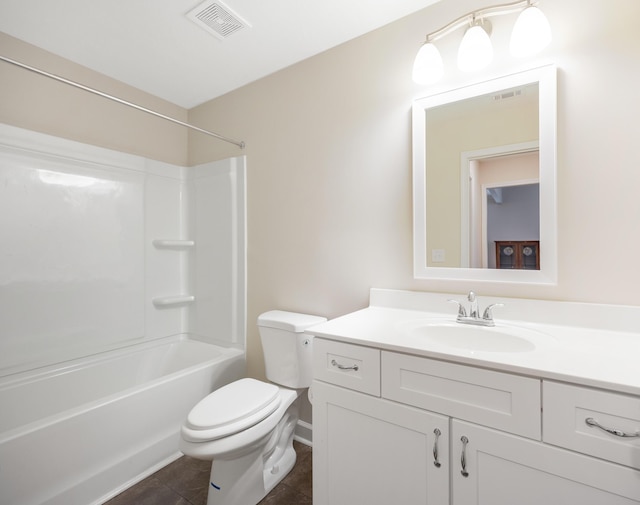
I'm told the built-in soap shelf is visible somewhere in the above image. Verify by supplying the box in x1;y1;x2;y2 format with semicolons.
152;239;195;249
151;239;195;308
152;295;195;308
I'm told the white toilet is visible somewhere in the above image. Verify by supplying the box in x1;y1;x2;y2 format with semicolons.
180;310;326;505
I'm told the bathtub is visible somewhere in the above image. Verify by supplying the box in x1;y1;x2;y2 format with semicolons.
0;336;245;505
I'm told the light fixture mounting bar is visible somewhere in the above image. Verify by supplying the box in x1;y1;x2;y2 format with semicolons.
425;0;534;43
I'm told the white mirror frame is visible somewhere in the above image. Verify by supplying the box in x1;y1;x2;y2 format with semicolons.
412;65;557;284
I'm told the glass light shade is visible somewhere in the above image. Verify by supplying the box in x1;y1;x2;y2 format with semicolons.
457;24;493;72
412;42;444;85
510;6;552;57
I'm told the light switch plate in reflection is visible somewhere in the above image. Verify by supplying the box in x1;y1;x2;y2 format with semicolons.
431;249;445;262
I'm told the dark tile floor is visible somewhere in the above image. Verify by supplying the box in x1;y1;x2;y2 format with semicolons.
104;441;312;505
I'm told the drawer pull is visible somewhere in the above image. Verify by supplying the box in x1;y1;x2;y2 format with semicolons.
433;428;442;468
331;359;359;372
460;436;470;477
585;417;640;438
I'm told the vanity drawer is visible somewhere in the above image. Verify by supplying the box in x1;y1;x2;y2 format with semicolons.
382;351;541;439
313;338;380;396
543;381;640;469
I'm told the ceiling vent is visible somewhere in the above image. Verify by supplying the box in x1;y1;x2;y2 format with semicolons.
187;0;251;40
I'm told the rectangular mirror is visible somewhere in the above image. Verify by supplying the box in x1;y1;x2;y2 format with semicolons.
412;65;557;284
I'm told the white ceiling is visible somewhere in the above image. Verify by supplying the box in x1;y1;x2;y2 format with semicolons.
0;0;441;109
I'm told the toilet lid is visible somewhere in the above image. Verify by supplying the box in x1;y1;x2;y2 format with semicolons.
186;378;281;440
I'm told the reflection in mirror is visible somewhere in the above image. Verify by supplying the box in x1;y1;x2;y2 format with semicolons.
464;143;540;269
412;66;556;283
486;181;539;269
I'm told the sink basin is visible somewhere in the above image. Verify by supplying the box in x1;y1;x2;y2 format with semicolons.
405;321;552;353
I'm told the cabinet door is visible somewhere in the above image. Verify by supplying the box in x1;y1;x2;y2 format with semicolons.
451;420;640;505
313;380;449;505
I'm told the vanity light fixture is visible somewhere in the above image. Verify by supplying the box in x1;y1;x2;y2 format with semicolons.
457;17;493;72
510;3;552;56
412;0;551;85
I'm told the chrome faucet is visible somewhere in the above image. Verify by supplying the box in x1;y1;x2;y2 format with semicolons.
468;291;479;318
448;291;503;327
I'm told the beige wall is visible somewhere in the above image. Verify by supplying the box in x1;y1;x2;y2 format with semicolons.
0;33;188;165
188;0;640;396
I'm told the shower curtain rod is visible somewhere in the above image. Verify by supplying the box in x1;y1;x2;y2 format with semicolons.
0;55;245;149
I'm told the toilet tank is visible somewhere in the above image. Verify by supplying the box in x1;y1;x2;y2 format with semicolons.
257;310;327;389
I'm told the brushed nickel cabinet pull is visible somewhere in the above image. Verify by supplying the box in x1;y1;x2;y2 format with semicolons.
433;428;442;468
330;359;359;372
460;436;470;477
585;417;640;438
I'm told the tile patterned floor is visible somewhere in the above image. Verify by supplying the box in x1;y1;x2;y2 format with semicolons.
104;441;312;505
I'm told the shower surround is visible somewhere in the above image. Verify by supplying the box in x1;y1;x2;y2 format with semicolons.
0;123;247;504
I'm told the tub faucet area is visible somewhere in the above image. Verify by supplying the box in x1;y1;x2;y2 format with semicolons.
449;291;503;327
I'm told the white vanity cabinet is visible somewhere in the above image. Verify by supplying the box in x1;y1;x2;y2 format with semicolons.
312;337;640;505
312;381;450;505
312;338;450;505
451;419;640;505
542;381;640;469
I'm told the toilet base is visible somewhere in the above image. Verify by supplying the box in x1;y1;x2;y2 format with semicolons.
205;401;299;505
262;440;296;495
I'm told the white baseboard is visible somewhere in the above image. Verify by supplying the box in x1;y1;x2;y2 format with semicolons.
294;420;312;447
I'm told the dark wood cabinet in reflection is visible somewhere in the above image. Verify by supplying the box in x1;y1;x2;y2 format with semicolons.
495;241;540;270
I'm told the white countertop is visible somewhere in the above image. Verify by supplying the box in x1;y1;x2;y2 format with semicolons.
307;289;640;396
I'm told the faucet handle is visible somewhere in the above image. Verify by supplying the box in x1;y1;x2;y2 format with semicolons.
448;299;467;318
482;303;504;321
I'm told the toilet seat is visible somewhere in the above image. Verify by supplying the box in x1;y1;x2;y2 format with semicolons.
183;378;281;442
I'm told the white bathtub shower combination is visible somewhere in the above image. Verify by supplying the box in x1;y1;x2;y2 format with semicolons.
0;124;247;505
0;337;244;505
